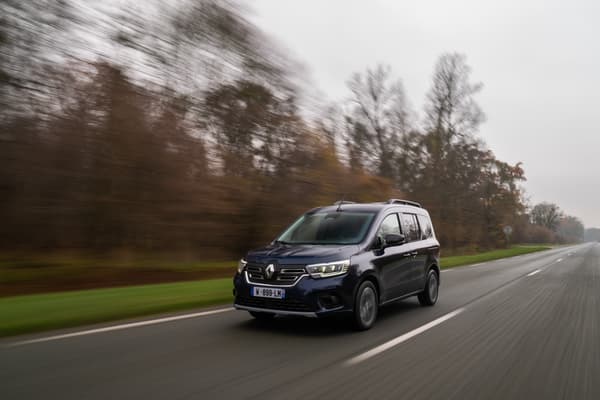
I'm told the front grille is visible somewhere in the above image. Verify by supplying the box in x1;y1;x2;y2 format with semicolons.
236;295;313;312
246;263;306;286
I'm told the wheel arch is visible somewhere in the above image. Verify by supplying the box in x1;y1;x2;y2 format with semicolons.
355;272;381;305
429;263;440;285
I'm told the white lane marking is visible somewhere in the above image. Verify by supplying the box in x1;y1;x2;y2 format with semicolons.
441;261;500;273
527;269;541;277
344;308;465;366
556;258;563;263
7;307;234;347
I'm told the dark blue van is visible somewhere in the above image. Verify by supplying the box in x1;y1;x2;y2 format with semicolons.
233;199;440;330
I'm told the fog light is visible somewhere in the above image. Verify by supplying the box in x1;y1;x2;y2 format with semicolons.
319;294;341;309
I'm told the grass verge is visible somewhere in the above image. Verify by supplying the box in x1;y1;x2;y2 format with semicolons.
1;245;552;337
441;245;551;269
0;253;237;297
0;278;233;337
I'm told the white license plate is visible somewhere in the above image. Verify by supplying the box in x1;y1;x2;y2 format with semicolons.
251;287;285;299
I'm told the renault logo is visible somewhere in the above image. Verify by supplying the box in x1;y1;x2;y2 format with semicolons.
264;264;275;279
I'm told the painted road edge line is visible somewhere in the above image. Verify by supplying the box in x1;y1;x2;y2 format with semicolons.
526;269;541;277
344;308;465;366
7;307;234;347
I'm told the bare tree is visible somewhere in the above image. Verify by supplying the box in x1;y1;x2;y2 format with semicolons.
317;103;343;147
345;64;412;179
399;53;488;247
0;0;75;121
424;53;485;140
531;202;563;231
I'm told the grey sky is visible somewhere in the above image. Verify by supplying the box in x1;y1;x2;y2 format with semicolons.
251;0;600;228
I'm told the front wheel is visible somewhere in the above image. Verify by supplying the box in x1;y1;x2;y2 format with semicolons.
418;269;439;306
353;281;379;330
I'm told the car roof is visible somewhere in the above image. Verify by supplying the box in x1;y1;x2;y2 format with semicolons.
308;202;429;215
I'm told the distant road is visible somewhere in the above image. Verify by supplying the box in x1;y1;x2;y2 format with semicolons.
2;243;599;399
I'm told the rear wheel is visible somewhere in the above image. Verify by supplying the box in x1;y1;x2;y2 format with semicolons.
353;281;378;330
418;269;439;306
249;311;275;320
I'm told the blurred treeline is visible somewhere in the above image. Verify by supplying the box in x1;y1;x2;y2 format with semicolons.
0;0;583;261
585;228;600;242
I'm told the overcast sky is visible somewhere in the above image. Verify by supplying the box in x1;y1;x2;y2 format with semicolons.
251;0;600;228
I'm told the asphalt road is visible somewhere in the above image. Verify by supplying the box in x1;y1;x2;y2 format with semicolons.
2;243;599;399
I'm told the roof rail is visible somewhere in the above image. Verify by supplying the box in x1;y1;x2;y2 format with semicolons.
333;200;356;206
385;199;422;208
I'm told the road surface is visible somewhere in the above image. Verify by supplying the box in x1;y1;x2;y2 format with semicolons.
2;243;600;399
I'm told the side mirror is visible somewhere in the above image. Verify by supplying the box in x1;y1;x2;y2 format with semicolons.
372;236;384;250
384;233;405;247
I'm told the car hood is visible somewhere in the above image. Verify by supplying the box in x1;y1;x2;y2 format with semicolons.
245;243;361;266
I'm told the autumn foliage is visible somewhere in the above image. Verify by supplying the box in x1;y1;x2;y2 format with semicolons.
0;0;581;265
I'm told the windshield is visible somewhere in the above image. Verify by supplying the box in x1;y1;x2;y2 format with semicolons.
277;211;376;245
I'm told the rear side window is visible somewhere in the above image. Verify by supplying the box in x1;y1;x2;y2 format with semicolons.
400;213;420;242
417;214;434;239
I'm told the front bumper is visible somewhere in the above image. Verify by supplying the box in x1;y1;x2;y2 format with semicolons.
234;304;318;318
233;271;357;317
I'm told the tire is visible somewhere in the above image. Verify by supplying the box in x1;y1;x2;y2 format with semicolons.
353;281;379;330
249;311;275;320
418;269;439;306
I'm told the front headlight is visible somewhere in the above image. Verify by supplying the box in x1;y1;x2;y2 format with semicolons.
237;259;247;274
306;260;350;279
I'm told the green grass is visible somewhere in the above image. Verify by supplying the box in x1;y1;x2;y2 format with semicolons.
0;278;233;337
441;245;551;269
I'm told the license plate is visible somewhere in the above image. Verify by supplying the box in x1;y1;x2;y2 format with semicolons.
251;286;285;299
